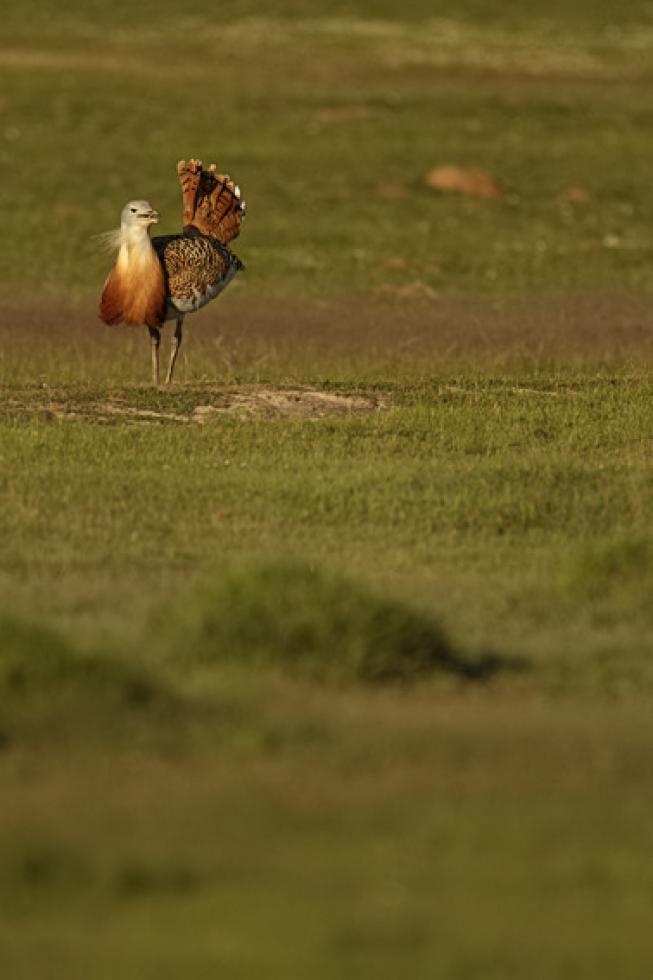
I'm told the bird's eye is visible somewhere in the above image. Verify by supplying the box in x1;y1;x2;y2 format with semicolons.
130;208;137;213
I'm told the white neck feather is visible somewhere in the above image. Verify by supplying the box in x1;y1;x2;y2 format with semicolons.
118;223;155;265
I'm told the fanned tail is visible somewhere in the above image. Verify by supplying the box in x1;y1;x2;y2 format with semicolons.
177;159;246;244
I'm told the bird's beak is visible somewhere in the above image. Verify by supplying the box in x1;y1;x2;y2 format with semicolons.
148;210;159;223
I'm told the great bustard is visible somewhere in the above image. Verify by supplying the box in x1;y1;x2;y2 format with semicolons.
99;159;246;385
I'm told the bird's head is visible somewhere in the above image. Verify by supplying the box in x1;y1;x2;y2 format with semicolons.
120;200;160;230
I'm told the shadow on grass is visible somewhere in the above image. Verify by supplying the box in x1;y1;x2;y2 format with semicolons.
169;559;526;684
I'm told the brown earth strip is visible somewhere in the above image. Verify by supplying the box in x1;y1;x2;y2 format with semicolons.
1;294;653;385
0;385;387;425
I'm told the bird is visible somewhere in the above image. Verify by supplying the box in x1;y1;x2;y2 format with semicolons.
99;159;246;385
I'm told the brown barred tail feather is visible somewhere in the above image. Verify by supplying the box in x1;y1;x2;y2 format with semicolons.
177;158;203;227
177;158;246;244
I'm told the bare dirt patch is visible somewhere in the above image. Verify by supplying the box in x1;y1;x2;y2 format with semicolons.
0;385;387;426
194;386;384;420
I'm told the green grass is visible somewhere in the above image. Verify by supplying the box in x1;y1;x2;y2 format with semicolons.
3;1;653;302
2;373;653;975
1;375;652;686
3;1;653;977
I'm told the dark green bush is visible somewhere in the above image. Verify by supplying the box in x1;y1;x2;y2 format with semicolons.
173;560;499;683
0;616;157;707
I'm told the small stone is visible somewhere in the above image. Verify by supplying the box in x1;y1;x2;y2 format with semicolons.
425;165;501;199
378;181;408;200
559;186;590;204
385;256;408;270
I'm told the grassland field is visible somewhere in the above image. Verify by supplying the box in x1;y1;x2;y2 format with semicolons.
2;2;653;978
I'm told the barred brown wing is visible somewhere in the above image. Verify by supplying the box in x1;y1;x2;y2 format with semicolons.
152;233;243;313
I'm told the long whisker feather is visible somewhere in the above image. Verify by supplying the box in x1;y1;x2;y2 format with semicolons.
92;229;123;253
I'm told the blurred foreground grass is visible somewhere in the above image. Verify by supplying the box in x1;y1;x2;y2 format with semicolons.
3;2;653;977
2;372;653;976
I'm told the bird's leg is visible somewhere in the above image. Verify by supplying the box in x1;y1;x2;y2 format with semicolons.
165;316;184;385
148;326;161;386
